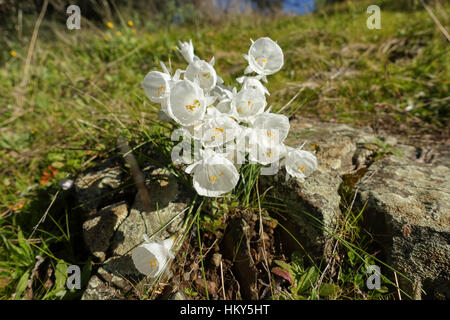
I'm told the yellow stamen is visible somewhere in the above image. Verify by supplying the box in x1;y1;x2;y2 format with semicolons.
266;151;273;158
256;58;267;63
297;165;306;173
215;127;224;133
266;130;271;137
157;85;165;95
186;99;200;111
209;172;224;184
202;73;211;79
148;259;157;268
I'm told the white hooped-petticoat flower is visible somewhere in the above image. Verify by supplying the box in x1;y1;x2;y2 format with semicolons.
231;87;267;122
166;79;213;126
132;235;175;277
195;108;241;148
285;147;318;179
142;71;172;104
185;149;239;197
176;39;196;64
249;112;290;144
236;75;270;96
185;59;218;92
247;129;286;165
244;37;284;77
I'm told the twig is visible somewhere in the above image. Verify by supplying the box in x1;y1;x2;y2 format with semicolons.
420;0;450;41
220;260;226;300
394;271;402;300
413;278;422;300
117;137;152;213
29;190;59;239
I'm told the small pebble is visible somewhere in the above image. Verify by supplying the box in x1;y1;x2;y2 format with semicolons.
211;253;222;268
59;178;74;190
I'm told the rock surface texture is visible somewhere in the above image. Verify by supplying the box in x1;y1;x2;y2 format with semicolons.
260;117;449;298
80;164;191;300
356;154;450;299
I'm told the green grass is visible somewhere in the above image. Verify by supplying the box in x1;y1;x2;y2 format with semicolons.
0;0;448;299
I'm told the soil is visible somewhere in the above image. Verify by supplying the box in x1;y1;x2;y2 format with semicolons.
159;208;292;300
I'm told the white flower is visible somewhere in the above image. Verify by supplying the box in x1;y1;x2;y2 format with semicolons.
244;37;284;77
186;149;239;197
166;79;212;126
196;108;241;147
142;71;171;103
249;112;290;143
237;76;269;96
231;87;267;122
185;59;217;92
211;86;236;115
176;39;195;64
247;131;286;165
132;235;175;277
285;148;317;179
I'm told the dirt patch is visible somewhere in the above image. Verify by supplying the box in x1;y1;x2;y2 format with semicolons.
160;209;290;300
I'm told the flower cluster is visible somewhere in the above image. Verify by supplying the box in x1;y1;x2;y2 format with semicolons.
142;37;317;197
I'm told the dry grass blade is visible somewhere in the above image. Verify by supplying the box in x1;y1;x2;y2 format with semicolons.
420;0;450;41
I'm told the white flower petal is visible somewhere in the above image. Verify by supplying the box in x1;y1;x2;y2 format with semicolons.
185;59;217;92
247;37;284;76
177;39;195;64
250;112;290;143
166;79;206;126
197;115;241;148
132;238;173;277
285;149;317;179
231;87;266;122
142;71;171;103
191;152;239;197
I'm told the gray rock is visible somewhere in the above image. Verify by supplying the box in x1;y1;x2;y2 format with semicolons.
356;155;450;298
74;159;122;215
99;255;141;292
82;202;129;261
286;120;379;174
85;168;191;297
111;168;190;256
167;290;187;300
260;168;342;258
81;275;122;300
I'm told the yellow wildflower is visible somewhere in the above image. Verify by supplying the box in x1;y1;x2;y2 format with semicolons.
127;20;133;27
106;21;114;29
10;50;17;57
